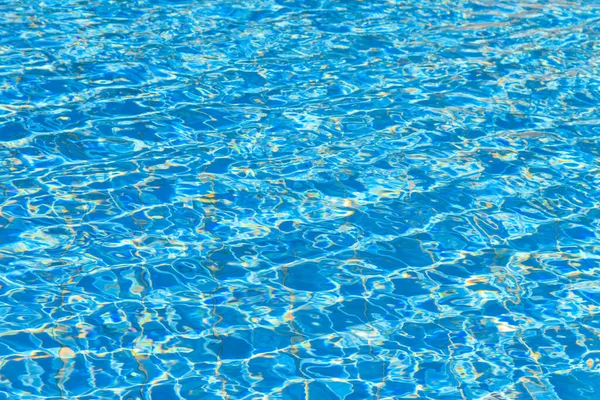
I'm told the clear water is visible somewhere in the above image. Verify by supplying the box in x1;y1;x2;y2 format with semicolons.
1;0;600;399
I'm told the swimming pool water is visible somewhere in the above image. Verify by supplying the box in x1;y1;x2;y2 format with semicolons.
1;0;600;398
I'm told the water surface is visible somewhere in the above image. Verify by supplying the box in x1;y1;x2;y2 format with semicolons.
1;0;600;399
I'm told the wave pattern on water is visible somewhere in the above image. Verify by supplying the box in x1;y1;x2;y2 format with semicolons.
1;0;600;399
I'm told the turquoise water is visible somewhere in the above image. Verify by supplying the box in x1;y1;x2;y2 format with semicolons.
1;0;600;398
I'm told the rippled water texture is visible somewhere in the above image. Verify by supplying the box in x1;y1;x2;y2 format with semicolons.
1;0;600;398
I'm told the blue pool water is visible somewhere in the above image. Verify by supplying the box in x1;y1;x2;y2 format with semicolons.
1;0;600;398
